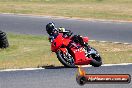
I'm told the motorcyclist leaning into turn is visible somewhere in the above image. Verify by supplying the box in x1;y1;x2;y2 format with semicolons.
46;22;88;47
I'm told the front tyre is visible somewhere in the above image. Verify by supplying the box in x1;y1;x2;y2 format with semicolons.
56;50;77;68
88;47;102;67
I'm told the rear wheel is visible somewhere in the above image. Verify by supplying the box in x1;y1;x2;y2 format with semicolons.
56;50;77;68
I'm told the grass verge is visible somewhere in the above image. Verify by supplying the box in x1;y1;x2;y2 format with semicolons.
0;0;132;21
0;33;132;69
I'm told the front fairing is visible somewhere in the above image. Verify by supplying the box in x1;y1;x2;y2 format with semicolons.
51;33;71;52
51;34;63;52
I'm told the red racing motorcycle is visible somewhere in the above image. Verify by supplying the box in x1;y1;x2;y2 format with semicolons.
49;33;102;68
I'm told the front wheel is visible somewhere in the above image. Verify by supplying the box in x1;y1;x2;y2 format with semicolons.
87;47;102;67
56;50;77;68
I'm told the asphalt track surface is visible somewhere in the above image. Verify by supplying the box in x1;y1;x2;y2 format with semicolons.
0;65;132;88
0;14;132;43
0;14;132;88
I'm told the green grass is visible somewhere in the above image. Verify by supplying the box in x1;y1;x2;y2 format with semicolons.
0;33;132;69
0;0;132;21
0;34;62;69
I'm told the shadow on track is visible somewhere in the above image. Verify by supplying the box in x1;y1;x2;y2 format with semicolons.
40;65;66;69
39;65;78;69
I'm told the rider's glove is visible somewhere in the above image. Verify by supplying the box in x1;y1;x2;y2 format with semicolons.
65;30;73;37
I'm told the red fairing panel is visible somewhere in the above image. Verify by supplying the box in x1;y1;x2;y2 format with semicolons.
51;34;71;52
63;38;71;46
51;34;64;52
70;47;92;65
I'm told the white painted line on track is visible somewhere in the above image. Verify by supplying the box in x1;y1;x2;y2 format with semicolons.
124;43;131;45
113;42;122;44
89;40;131;45
0;63;132;72
89;40;96;42
99;41;107;43
0;68;44;72
80;63;132;67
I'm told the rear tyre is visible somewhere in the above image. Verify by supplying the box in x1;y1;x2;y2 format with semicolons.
0;31;9;48
56;50;77;68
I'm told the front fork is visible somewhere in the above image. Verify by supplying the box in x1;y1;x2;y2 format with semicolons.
59;48;74;64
